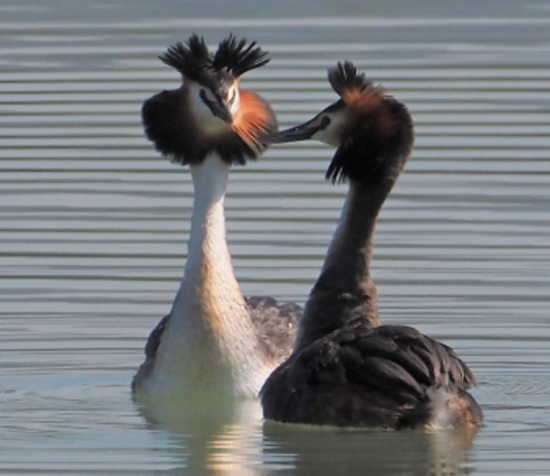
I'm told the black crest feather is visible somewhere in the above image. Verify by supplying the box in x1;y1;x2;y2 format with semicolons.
159;34;211;81
325;137;356;184
212;34;270;77
328;61;374;97
142;89;276;167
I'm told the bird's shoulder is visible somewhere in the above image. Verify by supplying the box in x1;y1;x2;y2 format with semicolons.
140;297;302;362
143;312;171;360
245;296;303;361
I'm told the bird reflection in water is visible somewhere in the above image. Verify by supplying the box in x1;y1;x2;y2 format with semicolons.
135;395;478;475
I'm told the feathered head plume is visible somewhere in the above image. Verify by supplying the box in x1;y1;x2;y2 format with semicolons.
143;34;276;166
158;34;211;81
158;33;270;81
324;62;412;184
327;61;385;102
212;33;270;77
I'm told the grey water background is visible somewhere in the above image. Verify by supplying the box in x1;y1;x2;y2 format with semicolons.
1;0;550;474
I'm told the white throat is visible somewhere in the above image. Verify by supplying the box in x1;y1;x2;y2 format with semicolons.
147;154;271;397
187;81;228;135
184;154;230;277
171;154;236;315
313;108;347;147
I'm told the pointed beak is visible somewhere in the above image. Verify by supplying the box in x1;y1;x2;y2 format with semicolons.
199;89;233;124
263;112;332;144
209;99;233;124
263;118;320;144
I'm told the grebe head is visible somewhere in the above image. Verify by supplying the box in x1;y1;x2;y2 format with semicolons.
142;34;277;166
266;61;414;184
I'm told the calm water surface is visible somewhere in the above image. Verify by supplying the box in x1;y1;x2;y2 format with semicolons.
1;0;550;474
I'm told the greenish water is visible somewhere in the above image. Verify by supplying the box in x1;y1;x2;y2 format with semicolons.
1;0;550;474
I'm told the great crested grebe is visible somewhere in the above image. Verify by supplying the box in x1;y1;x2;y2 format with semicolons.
132;35;301;397
260;62;482;429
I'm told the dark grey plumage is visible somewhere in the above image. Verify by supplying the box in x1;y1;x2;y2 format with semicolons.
143;312;170;360
245;296;302;363
261;324;481;429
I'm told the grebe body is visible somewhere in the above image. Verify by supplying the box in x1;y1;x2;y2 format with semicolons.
260;62;482;428
133;35;301;397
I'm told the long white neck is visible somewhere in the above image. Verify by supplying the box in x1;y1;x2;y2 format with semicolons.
152;154;271;397
179;154;233;290
172;154;246;339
